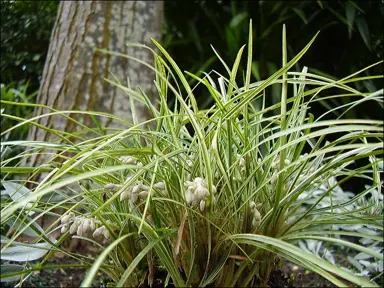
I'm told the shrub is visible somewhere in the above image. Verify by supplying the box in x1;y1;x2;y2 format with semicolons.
1;23;383;287
165;1;384;113
1;82;37;141
0;1;59;90
1;82;38;170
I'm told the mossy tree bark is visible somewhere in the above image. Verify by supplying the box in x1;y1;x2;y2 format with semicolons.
27;1;163;168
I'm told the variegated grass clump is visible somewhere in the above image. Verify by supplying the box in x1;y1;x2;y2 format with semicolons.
1;22;383;287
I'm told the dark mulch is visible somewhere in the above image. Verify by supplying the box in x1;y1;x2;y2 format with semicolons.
1;239;106;288
1;240;338;288
281;263;338;288
0;261;338;288
1;255;105;288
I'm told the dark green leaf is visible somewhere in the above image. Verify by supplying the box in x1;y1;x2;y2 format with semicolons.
230;12;248;28
345;2;356;39
0;264;25;282
292;8;308;24
356;16;371;51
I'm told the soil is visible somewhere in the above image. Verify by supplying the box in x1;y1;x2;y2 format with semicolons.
1;254;104;288
1;240;338;288
0;261;338;288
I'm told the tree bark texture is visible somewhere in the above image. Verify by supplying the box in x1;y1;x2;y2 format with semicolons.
28;1;163;167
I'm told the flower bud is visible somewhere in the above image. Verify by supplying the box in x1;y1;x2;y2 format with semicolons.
270;174;278;184
185;191;193;204
200;200;206;212
105;183;121;190
70;221;80;234
61;214;71;224
184;177;217;208
93;226;104;238
61;223;69;234
194;194;201;206
77;223;83;236
196;186;208;199
138;191;149;199
120;190;131;201
131;192;139;203
251;209;261;229
90;219;96;231
82;219;90;233
132;184;141;194
154;182;165;190
240;157;246;173
102;228;110;240
119;156;137;164
154;182;168;196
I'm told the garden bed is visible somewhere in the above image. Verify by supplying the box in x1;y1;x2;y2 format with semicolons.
2;244;337;288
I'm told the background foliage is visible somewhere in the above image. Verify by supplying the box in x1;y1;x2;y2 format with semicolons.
164;1;383;118
1;1;383;104
0;1;59;92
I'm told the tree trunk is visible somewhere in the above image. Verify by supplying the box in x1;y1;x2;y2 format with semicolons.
27;1;163;168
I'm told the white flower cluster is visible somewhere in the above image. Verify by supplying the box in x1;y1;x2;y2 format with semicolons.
104;180;168;203
249;201;261;229
153;181;168;196
240;157;246;173
104;183;122;191
299;153;308;160
267;155;292;185
120;181;150;202
184;177;216;212
237;154;246;174
60;212;110;240
119;156;143;167
92;225;110;240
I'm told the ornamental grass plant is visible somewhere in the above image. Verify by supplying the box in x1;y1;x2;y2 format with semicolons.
1;23;383;287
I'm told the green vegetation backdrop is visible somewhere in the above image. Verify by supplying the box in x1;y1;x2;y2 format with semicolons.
1;1;383;103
